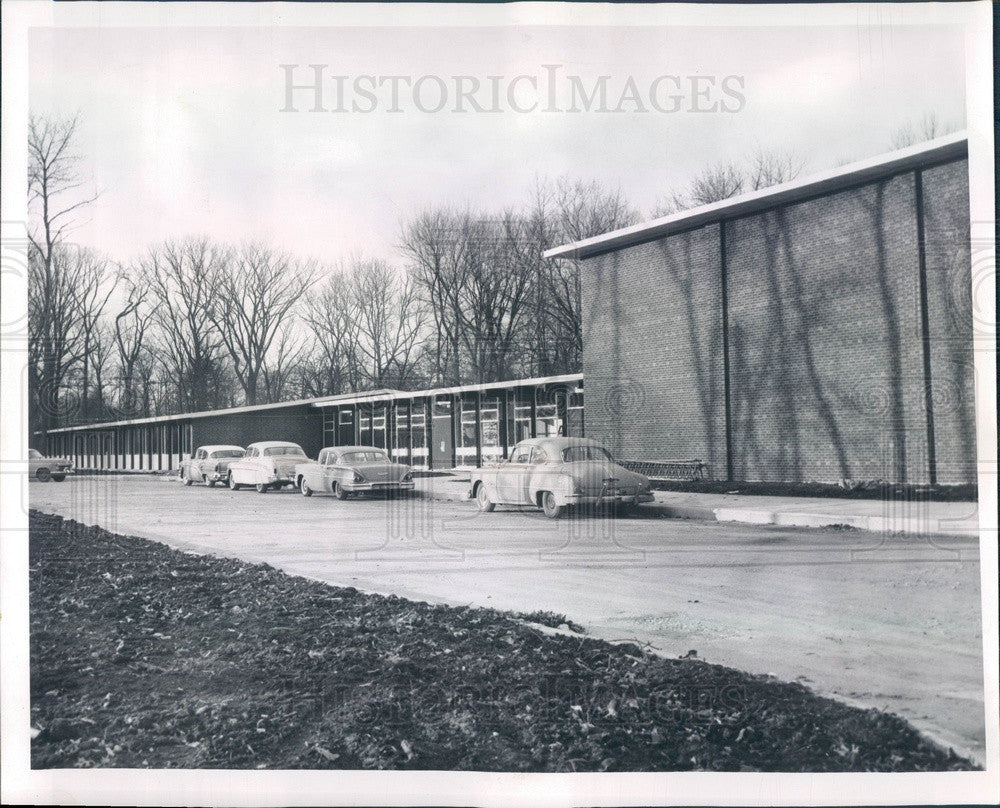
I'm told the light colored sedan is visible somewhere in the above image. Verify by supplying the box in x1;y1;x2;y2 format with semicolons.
469;437;654;519
295;446;415;499
28;448;73;482
180;445;245;487
227;441;309;494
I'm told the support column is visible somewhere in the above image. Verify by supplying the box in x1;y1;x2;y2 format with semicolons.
914;170;937;485
720;220;734;482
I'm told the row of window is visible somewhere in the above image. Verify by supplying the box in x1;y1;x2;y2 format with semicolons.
321;393;584;465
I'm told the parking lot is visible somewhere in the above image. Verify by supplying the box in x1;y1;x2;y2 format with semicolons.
28;475;986;764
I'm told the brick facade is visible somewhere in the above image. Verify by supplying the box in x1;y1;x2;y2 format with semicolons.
580;157;976;484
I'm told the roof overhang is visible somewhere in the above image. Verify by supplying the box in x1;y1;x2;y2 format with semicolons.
543;132;968;261
309;373;584;408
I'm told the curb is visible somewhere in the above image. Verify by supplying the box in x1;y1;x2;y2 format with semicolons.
411;485;979;537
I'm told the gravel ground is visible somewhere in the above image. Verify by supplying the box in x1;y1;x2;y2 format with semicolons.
29;510;977;772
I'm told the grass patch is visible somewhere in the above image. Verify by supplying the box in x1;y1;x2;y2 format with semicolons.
29;509;976;772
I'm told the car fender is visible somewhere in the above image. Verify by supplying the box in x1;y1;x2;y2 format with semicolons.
529;469;570;505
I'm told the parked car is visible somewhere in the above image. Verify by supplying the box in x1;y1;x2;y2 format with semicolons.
295;446;415;499
227;441;309;493
469;437;654;518
180;445;245;487
28;448;73;482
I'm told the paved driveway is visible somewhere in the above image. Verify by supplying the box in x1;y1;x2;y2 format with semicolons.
27;475;986;764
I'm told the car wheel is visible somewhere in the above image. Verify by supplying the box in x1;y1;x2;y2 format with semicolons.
206;476;216;487
541;491;565;519
51;474;66;482
255;482;269;494
475;483;495;512
228;474;241;491
35;467;51;482
183;469;193;486
334;482;350;500
300;477;313;496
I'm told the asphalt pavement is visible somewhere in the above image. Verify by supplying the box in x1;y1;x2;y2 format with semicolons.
26;475;986;765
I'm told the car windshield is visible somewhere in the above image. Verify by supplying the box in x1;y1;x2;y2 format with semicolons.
210;450;244;458
562;446;613;463
341;451;389;463
263;446;305;457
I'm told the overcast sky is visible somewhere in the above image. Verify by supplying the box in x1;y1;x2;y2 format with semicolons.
29;21;967;266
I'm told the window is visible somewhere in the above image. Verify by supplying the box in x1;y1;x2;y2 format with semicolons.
530;447;549;464
339;410;353;425
210;449;244;459
196;449;206;460
511;445;532;464
325;452;338;466
536;404;561;437
514;404;532;442
562;446;612;463
264;445;305;457
480;396;501;463
341;450;388;464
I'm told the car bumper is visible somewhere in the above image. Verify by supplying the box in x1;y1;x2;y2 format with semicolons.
558;492;655;507
205;470;229;482
342;481;415;494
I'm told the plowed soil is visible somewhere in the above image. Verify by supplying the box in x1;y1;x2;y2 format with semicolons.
29;510;976;771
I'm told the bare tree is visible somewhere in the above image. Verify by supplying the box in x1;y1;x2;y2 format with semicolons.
400;209;473;385
111;277;156;418
260;325;309;402
890;111;958;149
350;260;427;388
301;273;363;396
26;113;105;432
141;238;230;412
206;243;319;405
748;147;804;190
531;176;640;374
653;148;802;217
75;258;119;421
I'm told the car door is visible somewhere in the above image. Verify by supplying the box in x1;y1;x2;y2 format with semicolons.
194;448;207;477
237;447;256;483
495;443;532;504
317;451;338;493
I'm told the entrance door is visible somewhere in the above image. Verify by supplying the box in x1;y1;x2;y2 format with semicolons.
431;398;453;469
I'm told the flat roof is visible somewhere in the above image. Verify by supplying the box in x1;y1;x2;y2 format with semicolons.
43;393;378;433
45;374;584;433
544;132;968;261
308;372;584;408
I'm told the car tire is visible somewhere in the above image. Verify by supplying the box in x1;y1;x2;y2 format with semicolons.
255;482;269;494
300;477;313;497
475;483;495;512
35;467;51;482
51;474;66;482
206;477;216;487
183;469;193;486
541;491;565;519
228;474;241;491
334;482;350;500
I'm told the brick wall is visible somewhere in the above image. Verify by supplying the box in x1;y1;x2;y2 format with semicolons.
580;157;976;485
921;161;977;484
580;224;727;476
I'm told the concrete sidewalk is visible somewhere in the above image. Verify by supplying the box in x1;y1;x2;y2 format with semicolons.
413;474;984;537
